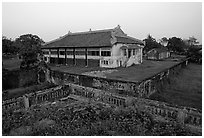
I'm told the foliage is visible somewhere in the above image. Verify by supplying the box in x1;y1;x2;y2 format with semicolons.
2;101;196;136
2;36;18;54
167;37;186;53
143;34;163;52
186;46;202;64
14;34;44;68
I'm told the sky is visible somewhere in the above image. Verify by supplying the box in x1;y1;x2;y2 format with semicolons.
2;2;202;44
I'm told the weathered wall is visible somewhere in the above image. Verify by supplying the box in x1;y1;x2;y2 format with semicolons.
2;76;201;128
2;85;72;111
49;58;189;99
4;58;199;129
68;83;202;127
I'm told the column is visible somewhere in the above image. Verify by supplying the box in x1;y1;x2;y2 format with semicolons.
65;48;67;65
23;95;29;109
57;48;60;64
73;48;76;65
85;48;88;67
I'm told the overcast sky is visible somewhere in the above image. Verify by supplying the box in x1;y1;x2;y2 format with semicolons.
2;2;202;44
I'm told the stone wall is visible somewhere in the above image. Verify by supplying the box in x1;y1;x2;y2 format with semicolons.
68;83;202;127
2;78;201;128
2;96;25;111
2;85;72;111
49;58;189;98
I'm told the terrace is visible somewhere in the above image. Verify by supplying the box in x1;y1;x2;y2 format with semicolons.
49;59;180;83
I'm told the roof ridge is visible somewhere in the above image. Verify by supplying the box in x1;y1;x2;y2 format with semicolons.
67;28;113;35
43;28;114;46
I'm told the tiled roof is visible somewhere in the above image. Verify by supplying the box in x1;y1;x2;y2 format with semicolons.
42;27;144;49
42;30;113;48
115;36;144;45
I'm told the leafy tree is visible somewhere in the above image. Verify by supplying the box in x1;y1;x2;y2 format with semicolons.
2;36;18;54
143;34;162;52
186;46;202;64
167;37;186;54
15;34;44;68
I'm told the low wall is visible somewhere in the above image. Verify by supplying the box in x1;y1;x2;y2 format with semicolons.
49;58;189;98
2;85;72;111
68;83;202;127
2;79;201;128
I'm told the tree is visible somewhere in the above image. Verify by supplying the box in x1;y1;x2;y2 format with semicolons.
167;37;186;54
15;34;44;68
143;34;162;52
2;36;17;54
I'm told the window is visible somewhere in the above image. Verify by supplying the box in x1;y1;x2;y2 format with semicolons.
88;51;100;56
66;50;73;55
103;60;109;65
51;51;57;55
101;51;111;56
60;51;65;55
43;51;49;55
75;50;85;55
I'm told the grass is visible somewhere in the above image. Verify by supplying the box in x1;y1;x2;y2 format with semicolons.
50;59;180;82
3;58;22;70
106;60;179;82
149;63;202;110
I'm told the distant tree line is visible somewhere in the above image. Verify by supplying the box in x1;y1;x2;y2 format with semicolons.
143;34;202;64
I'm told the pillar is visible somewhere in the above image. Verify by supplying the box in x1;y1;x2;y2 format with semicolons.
73;48;76;65
23;95;30;109
177;110;186;125
85;48;88;67
57;48;60;64
65;48;67;65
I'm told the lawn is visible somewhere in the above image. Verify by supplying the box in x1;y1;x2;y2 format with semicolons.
50;59;180;82
149;63;202;110
105;60;179;82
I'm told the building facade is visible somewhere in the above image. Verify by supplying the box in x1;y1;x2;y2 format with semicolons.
42;25;144;68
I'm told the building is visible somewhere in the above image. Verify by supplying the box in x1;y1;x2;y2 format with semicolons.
147;47;170;60
41;25;144;68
